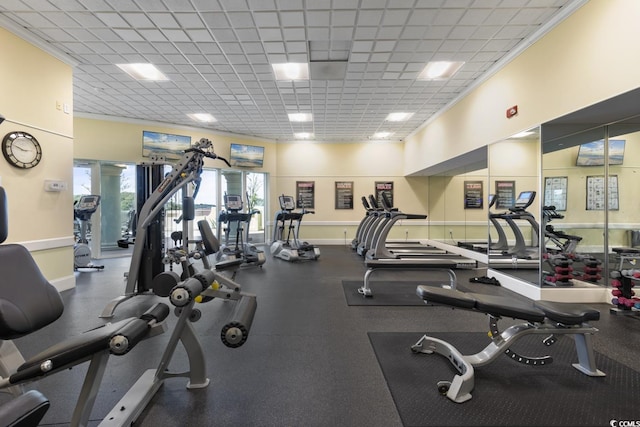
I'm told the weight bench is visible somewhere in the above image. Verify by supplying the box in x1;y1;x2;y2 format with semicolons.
358;258;475;297
612;247;640;270
411;286;604;403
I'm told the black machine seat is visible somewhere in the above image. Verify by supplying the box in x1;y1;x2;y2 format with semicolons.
197;219;220;255
0;245;65;339
0;390;50;427
0;187;64;340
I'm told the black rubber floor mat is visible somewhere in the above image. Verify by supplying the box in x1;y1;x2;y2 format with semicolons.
342;280;456;306
369;331;639;427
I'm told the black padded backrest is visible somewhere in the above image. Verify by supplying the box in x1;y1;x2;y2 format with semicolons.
197;220;220;255
0;187;7;244
0;187;64;339
0;245;64;339
0;390;50;427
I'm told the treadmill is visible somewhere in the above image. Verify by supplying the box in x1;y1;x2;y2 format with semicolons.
487;191;540;269
364;194;449;259
457;194;505;253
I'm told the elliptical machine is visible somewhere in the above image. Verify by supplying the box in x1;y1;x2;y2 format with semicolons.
270;194;320;261
216;193;266;267
73;194;104;270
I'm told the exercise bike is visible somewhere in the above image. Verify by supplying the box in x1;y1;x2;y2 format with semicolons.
73;195;104;270
270;195;320;261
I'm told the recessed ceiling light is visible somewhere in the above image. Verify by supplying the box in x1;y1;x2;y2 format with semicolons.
294;132;313;139
417;61;465;80
372;132;393;139
385;112;413;122
288;113;312;122
188;113;217;123
116;63;169;81
272;63;309;80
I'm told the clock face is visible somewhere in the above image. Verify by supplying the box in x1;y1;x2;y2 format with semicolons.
2;132;42;169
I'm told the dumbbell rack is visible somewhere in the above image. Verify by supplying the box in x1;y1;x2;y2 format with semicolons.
610;269;640;315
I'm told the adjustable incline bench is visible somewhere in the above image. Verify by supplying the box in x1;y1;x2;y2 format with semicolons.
412;286;604;403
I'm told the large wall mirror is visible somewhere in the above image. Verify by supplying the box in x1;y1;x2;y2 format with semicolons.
487;128;541;285
541;86;640;301
426;148;488;252
541;126;606;289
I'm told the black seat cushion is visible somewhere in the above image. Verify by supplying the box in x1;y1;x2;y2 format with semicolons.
0;245;64;339
472;293;545;323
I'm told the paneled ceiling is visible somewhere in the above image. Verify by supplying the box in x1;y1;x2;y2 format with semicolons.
0;0;582;142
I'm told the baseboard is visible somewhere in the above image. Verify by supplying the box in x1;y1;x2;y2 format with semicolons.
50;274;75;292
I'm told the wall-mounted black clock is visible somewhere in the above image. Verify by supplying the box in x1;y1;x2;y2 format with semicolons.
2;131;42;169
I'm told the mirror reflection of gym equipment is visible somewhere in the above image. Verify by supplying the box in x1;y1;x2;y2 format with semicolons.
73;195;104;270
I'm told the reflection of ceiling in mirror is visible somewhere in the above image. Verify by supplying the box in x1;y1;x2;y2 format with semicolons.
509;127;540;140
542;87;640;152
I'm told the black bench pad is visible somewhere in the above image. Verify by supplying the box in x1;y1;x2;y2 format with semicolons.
472;293;545;323
366;258;463;269
416;286;599;325
534;300;600;324
416;286;476;309
612;247;640;254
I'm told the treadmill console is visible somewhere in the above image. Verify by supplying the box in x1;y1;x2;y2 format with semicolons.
279;195;296;211
224;194;243;211
511;191;536;212
488;194;496;208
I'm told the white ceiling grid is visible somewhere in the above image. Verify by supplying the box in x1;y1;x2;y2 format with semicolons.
0;0;574;142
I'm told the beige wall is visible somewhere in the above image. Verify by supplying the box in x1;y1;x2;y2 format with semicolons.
404;0;640;175
74;119;430;243
0;28;75;290
272;141;429;241
74;116;275;171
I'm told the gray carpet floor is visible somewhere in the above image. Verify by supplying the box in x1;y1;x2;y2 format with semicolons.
5;245;640;426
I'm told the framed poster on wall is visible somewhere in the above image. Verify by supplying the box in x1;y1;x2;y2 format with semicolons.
335;181;354;210
375;181;394;208
544;176;568;211
464;181;483;209
296;181;315;209
495;180;515;209
586;175;618;210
